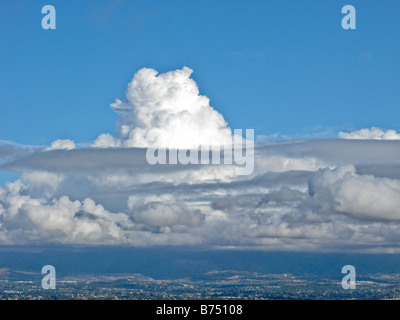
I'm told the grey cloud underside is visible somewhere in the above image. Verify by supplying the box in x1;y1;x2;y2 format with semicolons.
3;139;400;172
1;139;400;252
0;148;231;174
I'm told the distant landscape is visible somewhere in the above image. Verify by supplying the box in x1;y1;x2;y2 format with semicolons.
1;246;400;300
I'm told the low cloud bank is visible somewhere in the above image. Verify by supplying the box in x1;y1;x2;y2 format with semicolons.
1;67;400;253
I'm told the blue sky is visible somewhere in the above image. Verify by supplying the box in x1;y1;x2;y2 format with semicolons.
1;0;399;146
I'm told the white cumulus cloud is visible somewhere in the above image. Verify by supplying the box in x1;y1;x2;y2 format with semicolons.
2;66;400;252
309;166;400;221
339;127;400;140
93;67;233;149
46;139;76;150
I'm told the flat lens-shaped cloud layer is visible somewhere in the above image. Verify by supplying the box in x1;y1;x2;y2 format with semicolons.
339;127;400;140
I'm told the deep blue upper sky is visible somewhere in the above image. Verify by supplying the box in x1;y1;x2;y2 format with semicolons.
1;0;399;145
